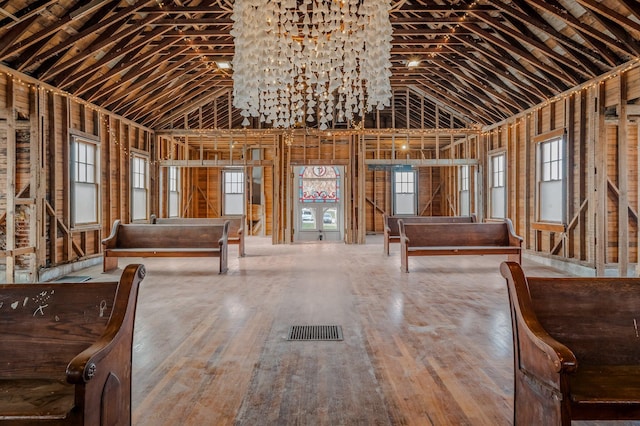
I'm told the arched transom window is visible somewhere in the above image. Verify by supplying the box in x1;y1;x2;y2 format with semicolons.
299;166;340;203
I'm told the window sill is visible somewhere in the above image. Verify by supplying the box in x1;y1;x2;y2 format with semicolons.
71;224;102;232
532;221;566;232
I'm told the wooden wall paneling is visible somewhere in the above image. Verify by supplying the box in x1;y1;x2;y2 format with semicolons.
562;96;574;259
31;86;44;277
508;121;516;225
606;124;619;264
264;146;273;236
587;87;597;268
62;95;71;262
534;108;542;252
4;77;15;282
110;116;120;224
103;114;112;230
124;122;131;223
630;121;640;274
355;134;364;243
46;91;57;266
579;90;588;261
567;94;576;259
277;137;286;243
629;123;639;268
619;72;629;275
596;83;607;274
273;138;282;243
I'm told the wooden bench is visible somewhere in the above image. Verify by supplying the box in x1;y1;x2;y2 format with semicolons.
398;219;522;272
383;214;476;255
151;214;245;257
0;263;145;425
500;261;640;425
102;220;229;273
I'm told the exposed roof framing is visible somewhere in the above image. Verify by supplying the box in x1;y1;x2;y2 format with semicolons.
1;0;639;129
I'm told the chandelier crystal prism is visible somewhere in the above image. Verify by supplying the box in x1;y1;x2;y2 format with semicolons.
231;0;393;130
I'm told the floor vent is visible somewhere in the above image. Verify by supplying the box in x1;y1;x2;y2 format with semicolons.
287;325;343;341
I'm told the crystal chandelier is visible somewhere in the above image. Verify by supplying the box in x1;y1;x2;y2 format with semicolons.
231;0;393;130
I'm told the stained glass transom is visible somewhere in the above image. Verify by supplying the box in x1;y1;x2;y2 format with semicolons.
299;166;340;203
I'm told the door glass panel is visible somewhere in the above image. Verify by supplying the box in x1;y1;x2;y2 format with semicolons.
322;207;337;231
301;207;316;230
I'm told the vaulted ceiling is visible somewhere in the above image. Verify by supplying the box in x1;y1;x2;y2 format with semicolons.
1;0;640;130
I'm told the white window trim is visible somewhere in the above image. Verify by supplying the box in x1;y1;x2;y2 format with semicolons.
168;166;180;218
534;130;567;229
70;135;100;229
489;152;506;219
392;169;417;215
131;154;149;222
223;169;245;215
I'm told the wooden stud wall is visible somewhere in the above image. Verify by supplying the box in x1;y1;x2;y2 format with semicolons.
480;63;640;275
4;57;640;276
0;69;152;282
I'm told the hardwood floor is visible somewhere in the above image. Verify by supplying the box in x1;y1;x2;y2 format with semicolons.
78;236;639;425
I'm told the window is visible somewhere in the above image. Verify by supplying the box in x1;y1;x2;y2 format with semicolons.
131;155;148;221
537;137;564;223
393;169;416;215
71;137;99;226
223;170;244;215
459;165;470;216
490;153;506;219
168;166;180;218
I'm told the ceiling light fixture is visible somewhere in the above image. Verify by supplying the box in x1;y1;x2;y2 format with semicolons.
231;0;393;130
216;61;232;70
406;59;421;68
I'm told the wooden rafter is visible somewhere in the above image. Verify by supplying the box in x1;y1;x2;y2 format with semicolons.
1;0;639;129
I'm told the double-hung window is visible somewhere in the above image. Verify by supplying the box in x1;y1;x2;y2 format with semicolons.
537;136;564;223
168;166;180;218
393;170;416;215
490;153;506;219
223;170;245;215
132;155;148;221
459;165;470;216
71;137;99;227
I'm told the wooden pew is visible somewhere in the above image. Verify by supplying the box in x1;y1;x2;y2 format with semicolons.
383;214;476;255
0;264;145;425
102;220;229;273
150;214;245;257
398;219;521;272
500;261;640;425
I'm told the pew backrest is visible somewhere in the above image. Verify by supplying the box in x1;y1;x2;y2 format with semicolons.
400;221;516;247
105;222;226;249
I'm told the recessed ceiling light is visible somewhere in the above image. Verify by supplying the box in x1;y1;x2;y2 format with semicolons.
216;61;231;70
407;59;421;68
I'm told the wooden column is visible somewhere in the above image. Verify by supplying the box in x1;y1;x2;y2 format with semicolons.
30;85;44;278
619;73;629;276
5;77;15;282
566;95;574;259
524;113;532;250
62;97;71;261
579;90;588;261
357;133;366;243
595;83;607;275
47;92;58;265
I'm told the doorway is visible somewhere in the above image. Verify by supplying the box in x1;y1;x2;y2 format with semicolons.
294;165;343;242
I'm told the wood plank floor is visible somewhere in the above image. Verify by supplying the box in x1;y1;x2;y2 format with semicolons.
77;235;640;425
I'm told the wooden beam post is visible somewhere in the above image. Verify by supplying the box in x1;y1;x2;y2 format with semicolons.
5;77;16;282
595;82;607;275
619;72;629;276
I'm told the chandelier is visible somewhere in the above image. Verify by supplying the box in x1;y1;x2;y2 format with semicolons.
231;0;393;130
